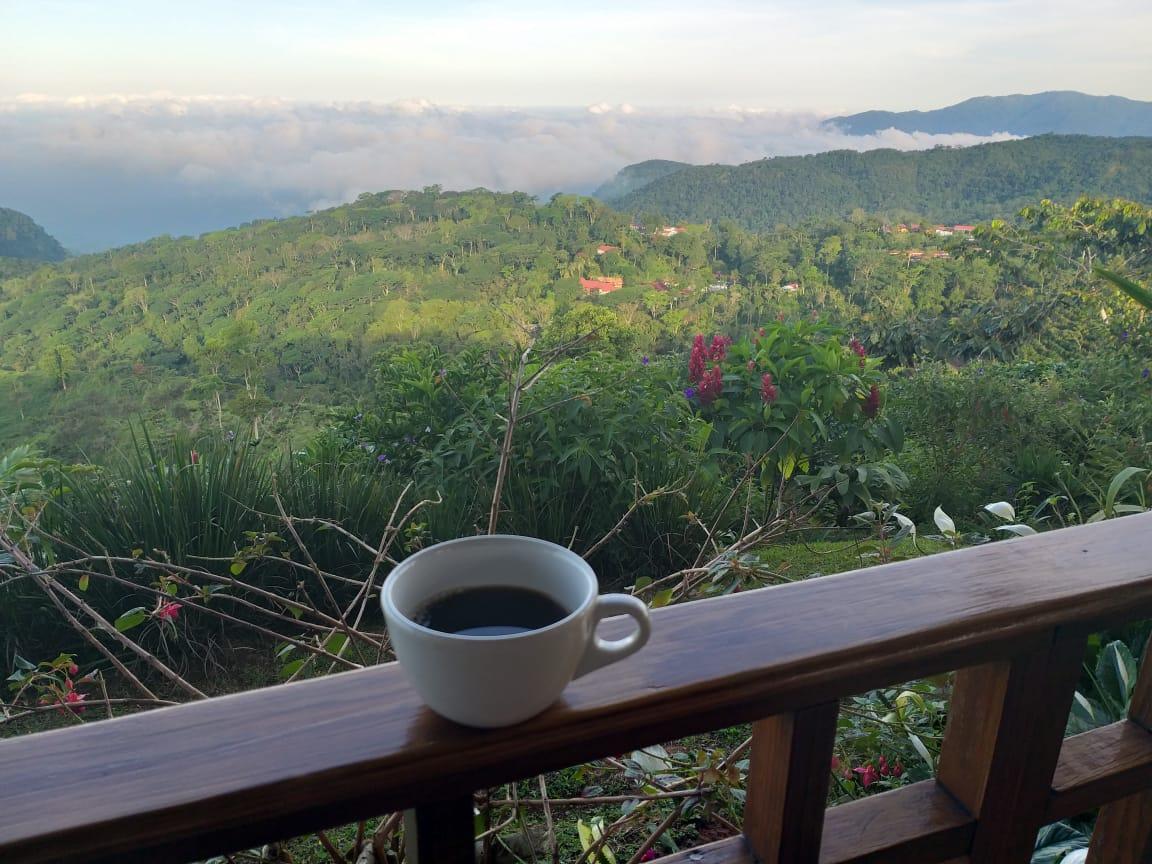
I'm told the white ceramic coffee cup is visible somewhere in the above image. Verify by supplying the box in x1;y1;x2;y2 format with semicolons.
381;535;651;727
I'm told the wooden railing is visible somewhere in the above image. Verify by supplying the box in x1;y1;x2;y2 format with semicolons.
3;515;1152;864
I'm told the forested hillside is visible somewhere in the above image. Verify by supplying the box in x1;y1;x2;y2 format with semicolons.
613;136;1152;229
824;91;1152;137
593;159;690;201
0;207;66;262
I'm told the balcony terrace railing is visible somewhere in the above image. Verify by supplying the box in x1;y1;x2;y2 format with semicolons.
3;514;1152;864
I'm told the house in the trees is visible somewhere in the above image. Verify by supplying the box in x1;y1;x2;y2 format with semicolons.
934;225;954;237
779;282;800;292
953;225;976;234
596;244;619;255
656;226;683;238
580;276;624;295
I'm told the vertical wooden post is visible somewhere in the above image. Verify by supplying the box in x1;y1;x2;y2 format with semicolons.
743;701;839;864
936;629;1086;863
404;796;476;864
1087;636;1152;863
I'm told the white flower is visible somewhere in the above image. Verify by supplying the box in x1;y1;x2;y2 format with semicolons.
893;512;916;536
933;506;956;536
996;524;1038;537
984;501;1015;521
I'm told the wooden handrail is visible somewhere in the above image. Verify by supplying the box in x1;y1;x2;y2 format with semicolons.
2;514;1152;863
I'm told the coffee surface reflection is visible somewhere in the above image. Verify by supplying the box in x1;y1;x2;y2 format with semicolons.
414;586;568;637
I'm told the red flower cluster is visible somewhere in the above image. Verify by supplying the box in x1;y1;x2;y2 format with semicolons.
862;384;880;419
156;602;182;622
39;673;89;715
760;373;778;404
697;365;724;405
852;756;903;788
689;334;707;384
708;333;731;362
849;338;867;368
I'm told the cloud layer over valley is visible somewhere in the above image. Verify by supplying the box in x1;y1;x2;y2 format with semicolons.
0;96;1017;252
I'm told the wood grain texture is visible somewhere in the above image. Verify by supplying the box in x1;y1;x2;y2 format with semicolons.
937;630;1087;862
609;783;975;864
404;797;476;864
744;702;839;863
1086;631;1152;862
819;781;973;864
2;516;1152;864
1131;632;1152;729
1048;721;1152;820
1086;790;1152;864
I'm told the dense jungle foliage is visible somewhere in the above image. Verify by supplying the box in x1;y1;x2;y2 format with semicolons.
611;135;1152;229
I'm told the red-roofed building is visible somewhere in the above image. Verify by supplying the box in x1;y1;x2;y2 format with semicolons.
953;225;976;233
580;276;624;295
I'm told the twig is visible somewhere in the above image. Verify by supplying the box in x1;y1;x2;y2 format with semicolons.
315;830;344;864
623;800;688;864
538;775;558;864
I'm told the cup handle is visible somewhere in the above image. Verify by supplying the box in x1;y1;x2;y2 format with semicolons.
574;594;651;679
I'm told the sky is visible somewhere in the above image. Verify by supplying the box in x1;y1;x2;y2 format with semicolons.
2;0;1150;251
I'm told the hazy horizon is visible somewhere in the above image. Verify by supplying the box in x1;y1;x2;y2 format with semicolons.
3;0;1150;251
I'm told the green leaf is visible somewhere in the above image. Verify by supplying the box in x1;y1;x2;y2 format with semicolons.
630;744;671;774
77;574;89;592
1105;467;1148;516
114;608;148;632
323;633;348;655
1095;267;1152;311
229;559;247;576
633;576;652;591
650;588;675;608
1094;640;1137;711
279;659;306;680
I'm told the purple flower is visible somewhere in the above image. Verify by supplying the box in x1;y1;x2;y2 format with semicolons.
683;387;696;399
641;355;650;366
377;454;391;464
1143;368;1151;380
1121;331;1130;342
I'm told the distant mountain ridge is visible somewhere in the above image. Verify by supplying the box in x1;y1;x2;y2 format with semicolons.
824;91;1152;137
592;160;690;201
612;135;1152;230
0;208;66;261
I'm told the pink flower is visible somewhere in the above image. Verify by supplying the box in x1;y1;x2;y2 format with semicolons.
156;602;182;621
862;385;880;419
760;373;778;404
892;762;904;778
57;690;87;714
189;450;200;465
640;850;659;862
689;334;707;384
68;663;79;676
853;764;878;788
697;366;724;406
878;756;890;777
747;360;756;371
849;338;868;369
830;755;841;773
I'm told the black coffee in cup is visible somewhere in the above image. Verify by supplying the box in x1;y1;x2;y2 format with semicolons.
414;586;568;637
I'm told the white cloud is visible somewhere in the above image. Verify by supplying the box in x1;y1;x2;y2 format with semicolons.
0;96;1017;251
